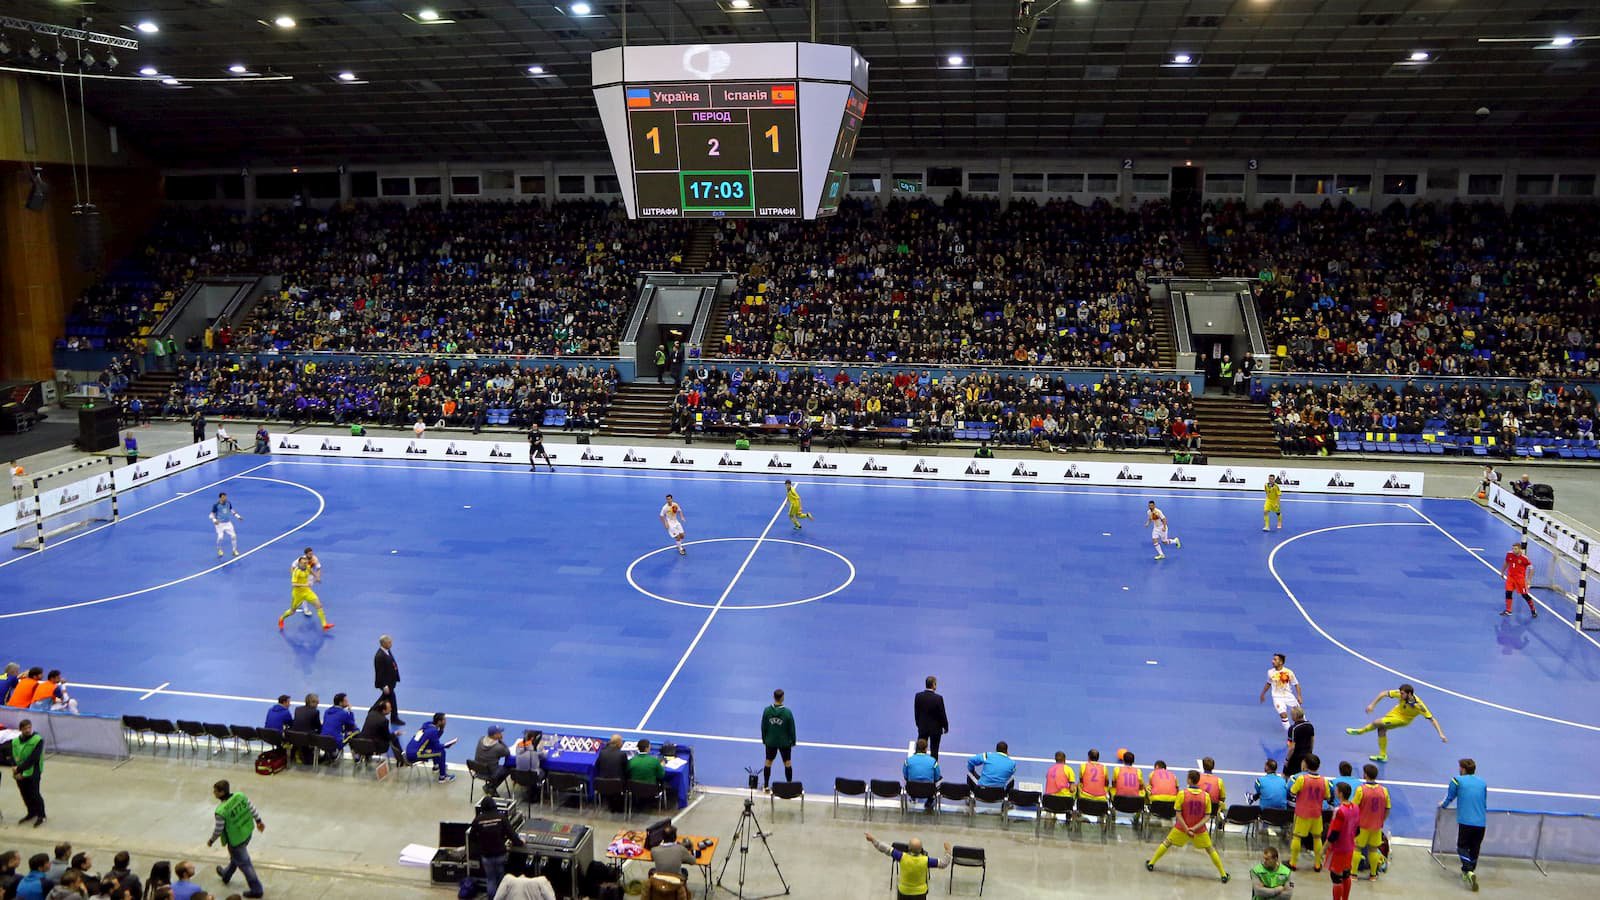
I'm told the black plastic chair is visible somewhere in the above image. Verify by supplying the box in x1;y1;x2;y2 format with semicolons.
347;736;381;766
937;781;973;819
282;729;315;767
833;777;867;818
1004;788;1041;833
769;781;804;822
1111;794;1147;835
972;785;1007;818
948;845;986;896
1075;797;1113;842
202;723;233;757
144;718;177;752
509;769;544;816
256;726;283;748
121;715;150;750
594;776;628;815
1258;807;1294;845
867;778;903;822
626;780;668;817
1039;793;1074;833
466;759;500;802
903;780;936;817
1220;804;1260;848
1145;798;1178;839
228;725;260;758
545;771;589;812
175;719;207;754
313;734;343;769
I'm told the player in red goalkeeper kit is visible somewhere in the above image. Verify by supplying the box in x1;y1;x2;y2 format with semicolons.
1501;542;1539;618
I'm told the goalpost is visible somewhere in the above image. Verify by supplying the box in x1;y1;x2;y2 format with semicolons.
11;456;119;551
1486;485;1596;631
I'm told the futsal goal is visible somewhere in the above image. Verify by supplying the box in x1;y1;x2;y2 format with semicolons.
10;456;119;550
1486;485;1597;631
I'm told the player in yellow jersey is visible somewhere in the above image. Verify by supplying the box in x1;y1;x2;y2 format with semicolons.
1345;683;1446;762
1352;763;1391;880
1263;474;1283;531
1145;770;1229;883
278;554;332;631
784;480;813;531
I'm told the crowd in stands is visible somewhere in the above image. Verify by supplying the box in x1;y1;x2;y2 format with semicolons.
63;200;677;357
0;843;203;900
1204;200;1600;379
1267;377;1599;456
671;368;1200;451
148;357;617;430
708;196;1181;367
3;664;80;715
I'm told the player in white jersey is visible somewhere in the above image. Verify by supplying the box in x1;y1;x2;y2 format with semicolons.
210;491;243;557
1146;500;1181;560
1258;652;1304;732
660;494;687;556
300;545;324;615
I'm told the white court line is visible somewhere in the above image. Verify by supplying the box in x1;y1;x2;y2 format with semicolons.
626;537;857;610
138;682;169;701
68;678;1600;803
634;499;790;731
0;461;275;570
1267;521;1600;733
0;475;325;620
1403;502;1600;653
267;458;1408;506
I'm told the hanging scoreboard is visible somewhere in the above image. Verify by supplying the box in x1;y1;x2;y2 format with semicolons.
592;43;869;220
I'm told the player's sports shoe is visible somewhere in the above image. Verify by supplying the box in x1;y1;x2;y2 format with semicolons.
1173;538;1182;549
217;548;224;557
1143;861;1154;872
302;607;314;616
438;773;456;784
1369;754;1388;763
276;616;286;631
1313;864;1323;874
1220;873;1230;884
1344;727;1361;735
1262;526;1270;532
1530;607;1539;618
1154;554;1165;560
678;547;686;556
1499;610;1512;616
232;548;239;557
322;622;334;631
1465;871;1478;891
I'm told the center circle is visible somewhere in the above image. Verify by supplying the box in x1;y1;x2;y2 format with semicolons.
625;538;856;610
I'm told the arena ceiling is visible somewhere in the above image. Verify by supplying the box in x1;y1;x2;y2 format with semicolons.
4;0;1599;166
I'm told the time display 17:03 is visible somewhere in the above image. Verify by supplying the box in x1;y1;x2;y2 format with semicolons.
679;171;754;210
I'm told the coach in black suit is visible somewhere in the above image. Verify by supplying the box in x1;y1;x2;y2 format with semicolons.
374;634;405;726
914;676;949;760
290;693;322;765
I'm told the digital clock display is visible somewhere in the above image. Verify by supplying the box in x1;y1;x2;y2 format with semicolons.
681;172;754;210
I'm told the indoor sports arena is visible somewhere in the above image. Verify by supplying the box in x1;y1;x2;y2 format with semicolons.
2;2;1599;898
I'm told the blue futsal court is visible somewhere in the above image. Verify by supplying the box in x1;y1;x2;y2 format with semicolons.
3;452;1597;837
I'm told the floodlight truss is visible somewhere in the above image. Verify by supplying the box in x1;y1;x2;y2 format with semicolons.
0;15;140;50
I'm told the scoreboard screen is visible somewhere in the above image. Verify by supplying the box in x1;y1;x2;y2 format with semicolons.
593;43;869;220
626;82;803;218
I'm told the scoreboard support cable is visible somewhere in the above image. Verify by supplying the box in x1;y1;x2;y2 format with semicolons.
592;42;868;220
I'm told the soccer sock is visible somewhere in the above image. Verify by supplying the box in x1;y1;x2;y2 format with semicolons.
1524;593;1537;611
1313;836;1325;867
1148;842;1171;865
1206;848;1226;878
762;764;771;787
1264;511;1270;529
784;764;793;782
1505;591;1514;612
1367;849;1384;874
1290;836;1303;867
278;606;296;621
1377;733;1388;757
314;604;328;626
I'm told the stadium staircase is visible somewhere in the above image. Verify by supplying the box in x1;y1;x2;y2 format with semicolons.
1179;237;1215;278
122;370;179;407
1192;394;1279;458
599;383;679;439
1149;299;1178;369
681;223;718;272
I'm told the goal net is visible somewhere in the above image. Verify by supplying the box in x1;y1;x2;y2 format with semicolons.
1485;484;1597;631
11;457;119;550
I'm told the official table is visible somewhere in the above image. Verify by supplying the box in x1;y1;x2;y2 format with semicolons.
540;741;694;809
605;829;719;896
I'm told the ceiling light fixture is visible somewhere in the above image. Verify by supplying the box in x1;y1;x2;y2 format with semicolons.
1172;53;1192;64
731;0;752;8
229;64;249;74
418;8;441;20
274;15;297;29
1550;35;1574;47
136;21;160;34
105;51;118;70
570;2;593;14
1409;50;1429;61
527;64;546;75
337;71;359;81
26;41;42;61
160;77;180;85
946;54;965;65
53;45;69;65
80;49;96;68
139;65;159;76
0;38;9;58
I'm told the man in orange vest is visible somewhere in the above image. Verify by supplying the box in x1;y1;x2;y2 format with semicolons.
1113;750;1147;828
1197;757;1228;823
1077;748;1111;805
1287;753;1330;872
1144;770;1229;884
1044;751;1075;796
6;667;43;709
1147;760;1181;805
1352;763;1391;880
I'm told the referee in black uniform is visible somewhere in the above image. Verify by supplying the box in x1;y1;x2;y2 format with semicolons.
1285;706;1315;777
528;424;554;472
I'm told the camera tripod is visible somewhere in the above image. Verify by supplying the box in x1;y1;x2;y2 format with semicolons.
715;797;790;899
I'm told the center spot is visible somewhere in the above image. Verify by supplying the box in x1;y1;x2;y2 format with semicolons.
626;537;856;610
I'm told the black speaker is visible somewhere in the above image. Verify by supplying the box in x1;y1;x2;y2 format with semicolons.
575;433;589;444
74;203;103;271
24;170;47;212
77;404;120;452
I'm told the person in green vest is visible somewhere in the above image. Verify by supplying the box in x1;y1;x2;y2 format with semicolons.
11;719;45;826
865;833;953;900
1249;845;1294;898
654;345;668;384
208;779;266;898
760;688;796;790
